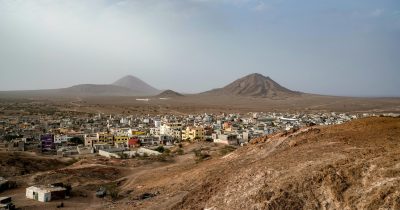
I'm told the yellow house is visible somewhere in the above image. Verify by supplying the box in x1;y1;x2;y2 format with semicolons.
114;136;130;145
59;128;70;134
132;131;146;136
182;126;205;141
97;133;114;145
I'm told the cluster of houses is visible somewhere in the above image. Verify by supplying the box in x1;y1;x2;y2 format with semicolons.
2;111;392;158
1;110;399;206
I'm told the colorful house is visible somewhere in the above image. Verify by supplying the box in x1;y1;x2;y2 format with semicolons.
41;134;55;152
97;133;114;145
182;126;205;141
128;137;140;147
114;136;130;145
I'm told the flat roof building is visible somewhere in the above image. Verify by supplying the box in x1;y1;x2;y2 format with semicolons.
26;185;66;202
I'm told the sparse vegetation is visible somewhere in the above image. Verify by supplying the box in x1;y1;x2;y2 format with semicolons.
176;148;184;155
205;137;213;142
104;183;120;201
148;153;173;162
120;153;129;159
155;146;165;153
193;148;210;162
219;145;236;156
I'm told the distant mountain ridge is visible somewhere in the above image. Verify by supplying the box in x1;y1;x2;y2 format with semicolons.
0;75;161;97
59;84;134;96
0;73;300;98
203;73;300;98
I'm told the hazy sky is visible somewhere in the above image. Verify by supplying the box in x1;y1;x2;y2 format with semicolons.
0;0;399;96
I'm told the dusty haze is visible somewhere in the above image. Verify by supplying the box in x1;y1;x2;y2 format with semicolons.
0;0;399;96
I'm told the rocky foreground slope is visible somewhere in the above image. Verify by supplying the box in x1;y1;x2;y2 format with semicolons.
1;117;399;210
116;117;400;210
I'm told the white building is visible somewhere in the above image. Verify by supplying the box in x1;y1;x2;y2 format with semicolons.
120;117;129;124
212;133;239;145
150;127;160;136
154;120;161;128
26;185;66;202
160;123;182;140
84;134;98;146
54;135;72;144
111;128;133;137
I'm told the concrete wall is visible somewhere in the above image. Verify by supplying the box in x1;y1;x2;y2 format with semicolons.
77;146;93;155
137;148;161;156
98;150;121;158
213;139;229;145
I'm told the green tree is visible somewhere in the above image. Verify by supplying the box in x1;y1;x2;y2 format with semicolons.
155;146;165;153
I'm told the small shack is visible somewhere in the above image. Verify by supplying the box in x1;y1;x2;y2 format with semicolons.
26;185;66;202
0;177;16;193
0;196;15;210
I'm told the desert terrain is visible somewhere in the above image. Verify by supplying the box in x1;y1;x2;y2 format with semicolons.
1;1;399;209
1;91;400;120
1;116;399;209
1;73;399;115
1;93;400;116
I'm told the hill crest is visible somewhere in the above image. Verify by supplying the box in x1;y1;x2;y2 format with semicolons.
157;90;184;98
113;75;160;95
203;73;301;97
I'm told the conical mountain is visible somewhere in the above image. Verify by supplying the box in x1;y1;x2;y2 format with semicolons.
113;75;160;95
157;90;184;98
203;73;300;97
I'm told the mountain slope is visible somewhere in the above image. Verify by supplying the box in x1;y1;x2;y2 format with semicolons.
0;75;161;97
0;84;138;97
174;117;400;210
113;75;160;96
112;117;400;210
204;73;301;98
58;84;136;96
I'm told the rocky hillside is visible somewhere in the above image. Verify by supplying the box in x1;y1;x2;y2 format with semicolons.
177;117;400;209
3;117;399;210
0;152;73;178
113;117;400;210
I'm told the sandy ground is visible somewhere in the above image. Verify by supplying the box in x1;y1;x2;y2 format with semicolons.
0;142;229;210
1;94;400;115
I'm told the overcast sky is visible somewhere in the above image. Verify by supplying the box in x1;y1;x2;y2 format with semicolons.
0;0;399;96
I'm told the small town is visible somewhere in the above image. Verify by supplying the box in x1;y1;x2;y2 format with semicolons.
1;104;400;209
1;111;373;156
1;0;400;209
